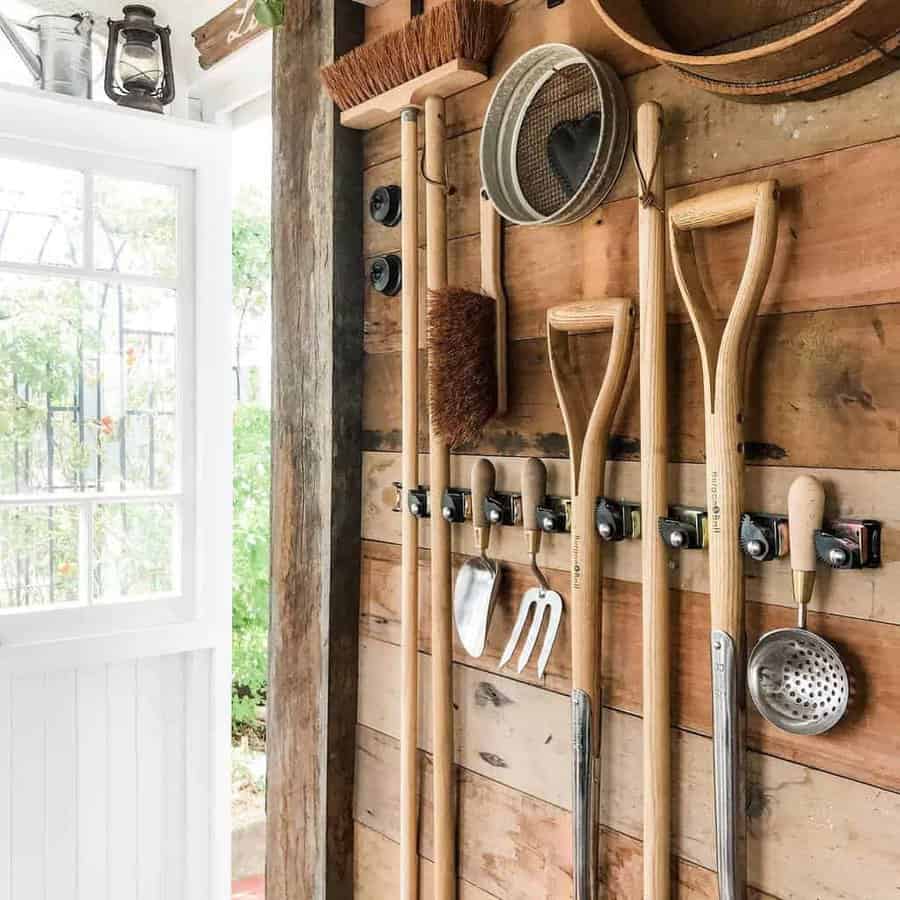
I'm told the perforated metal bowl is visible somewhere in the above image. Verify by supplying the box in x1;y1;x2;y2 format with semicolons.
748;628;849;735
480;43;630;226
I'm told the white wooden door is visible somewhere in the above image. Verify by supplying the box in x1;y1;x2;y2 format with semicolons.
0;85;232;900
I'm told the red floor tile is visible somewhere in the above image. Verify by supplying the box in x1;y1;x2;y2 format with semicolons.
232;874;265;899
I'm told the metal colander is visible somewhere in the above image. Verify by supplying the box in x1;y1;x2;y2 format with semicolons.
481;43;630;226
748;626;849;736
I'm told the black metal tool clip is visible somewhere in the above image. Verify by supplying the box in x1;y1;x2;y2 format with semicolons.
407;487;430;519
740;513;789;562
658;506;708;550
815;519;882;570
484;492;520;527
596;498;641;542
441;488;468;524
537;500;569;534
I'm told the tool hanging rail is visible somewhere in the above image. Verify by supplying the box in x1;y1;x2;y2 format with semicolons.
390;481;881;570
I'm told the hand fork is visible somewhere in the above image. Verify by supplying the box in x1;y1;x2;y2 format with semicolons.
498;458;563;679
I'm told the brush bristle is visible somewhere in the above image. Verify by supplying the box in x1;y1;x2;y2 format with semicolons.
321;0;508;111
428;287;498;450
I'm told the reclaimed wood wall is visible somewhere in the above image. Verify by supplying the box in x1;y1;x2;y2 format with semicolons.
352;0;900;896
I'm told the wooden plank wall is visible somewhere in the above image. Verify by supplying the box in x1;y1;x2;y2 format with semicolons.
352;0;900;897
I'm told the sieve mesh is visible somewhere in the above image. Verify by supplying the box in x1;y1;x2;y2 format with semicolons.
749;629;849;734
514;63;600;218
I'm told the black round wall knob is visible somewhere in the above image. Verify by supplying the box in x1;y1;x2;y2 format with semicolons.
369;254;402;297
369;185;402;227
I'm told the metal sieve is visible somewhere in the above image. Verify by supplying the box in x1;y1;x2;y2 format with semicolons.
748;614;849;736
480;43;630;226
748;475;850;736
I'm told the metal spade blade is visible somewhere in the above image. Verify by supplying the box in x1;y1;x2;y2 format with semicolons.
453;554;501;658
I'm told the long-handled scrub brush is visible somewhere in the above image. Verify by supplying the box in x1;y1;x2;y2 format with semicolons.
321;6;507;900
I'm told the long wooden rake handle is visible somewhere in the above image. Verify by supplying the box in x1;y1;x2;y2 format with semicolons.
426;94;456;900
547;297;635;900
399;106;420;900
669;179;779;900
636;101;670;900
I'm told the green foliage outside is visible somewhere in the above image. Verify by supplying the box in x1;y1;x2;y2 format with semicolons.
232;403;270;732
231;187;272;735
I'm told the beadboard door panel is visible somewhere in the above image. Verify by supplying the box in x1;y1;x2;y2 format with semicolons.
0;651;214;900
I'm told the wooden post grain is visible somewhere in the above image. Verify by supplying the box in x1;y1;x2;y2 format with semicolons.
426;93;457;900
267;0;364;897
636;101;671;900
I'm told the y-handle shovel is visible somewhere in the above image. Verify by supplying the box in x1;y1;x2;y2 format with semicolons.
669;179;780;900
547;297;635;900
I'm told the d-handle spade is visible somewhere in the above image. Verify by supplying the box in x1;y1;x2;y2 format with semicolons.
453;458;502;658
548;297;635;900
669;179;780;900
498;458;563;679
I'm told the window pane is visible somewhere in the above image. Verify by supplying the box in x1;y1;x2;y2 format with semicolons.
93;176;177;278
0;505;79;609
92;502;175;602
0;157;84;267
0;275;177;494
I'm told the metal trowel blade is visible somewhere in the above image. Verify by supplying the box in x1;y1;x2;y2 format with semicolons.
453;556;501;658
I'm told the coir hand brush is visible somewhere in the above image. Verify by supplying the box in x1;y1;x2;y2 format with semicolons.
321;7;507;900
428;191;507;449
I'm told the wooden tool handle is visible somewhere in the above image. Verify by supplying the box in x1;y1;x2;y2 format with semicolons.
788;475;824;609
669;179;779;641
547;297;634;486
669;180;777;232
547;297;633;335
481;190;508;417
471;457;495;553
637;100;671;900
521;457;547;556
548;295;635;724
788;475;825;574
426;94;456;900
399;107;420;900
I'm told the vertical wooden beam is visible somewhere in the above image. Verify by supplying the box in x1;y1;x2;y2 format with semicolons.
267;0;364;897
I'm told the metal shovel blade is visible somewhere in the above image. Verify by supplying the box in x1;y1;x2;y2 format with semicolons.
453;556;501;658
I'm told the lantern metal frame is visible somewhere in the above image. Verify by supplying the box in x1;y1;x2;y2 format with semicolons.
104;4;175;114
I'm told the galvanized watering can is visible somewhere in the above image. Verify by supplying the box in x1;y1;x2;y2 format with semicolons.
0;11;95;98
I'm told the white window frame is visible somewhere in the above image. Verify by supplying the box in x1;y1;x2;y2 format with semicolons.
0;84;231;649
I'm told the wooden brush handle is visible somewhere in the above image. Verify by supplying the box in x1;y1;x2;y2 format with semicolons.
637;100;671;900
480;191;507;417
399;107;420;900
471;457;495;553
426;94;456;900
521;457;547;557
